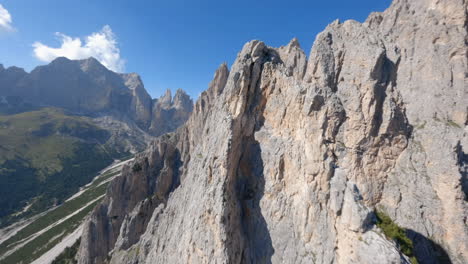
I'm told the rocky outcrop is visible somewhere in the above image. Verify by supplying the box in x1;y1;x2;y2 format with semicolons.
77;0;468;263
77;135;182;264
0;58;193;152
149;89;193;136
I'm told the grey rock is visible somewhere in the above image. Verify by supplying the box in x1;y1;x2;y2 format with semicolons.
78;135;182;264
329;168;347;216
173;89;193;112
77;0;468;263
158;89;172;109
148;89;193;136
340;182;373;232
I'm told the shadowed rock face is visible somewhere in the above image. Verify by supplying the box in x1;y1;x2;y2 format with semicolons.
0;57;193;152
77;0;467;263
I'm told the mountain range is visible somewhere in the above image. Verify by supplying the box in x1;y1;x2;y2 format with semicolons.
0;57;193;226
0;57;193;151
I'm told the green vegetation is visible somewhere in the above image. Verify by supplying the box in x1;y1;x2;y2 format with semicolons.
0;181;108;256
0;107;127;226
52;238;80;264
0;105;134;263
375;211;418;264
0;162;123;264
0;199;101;264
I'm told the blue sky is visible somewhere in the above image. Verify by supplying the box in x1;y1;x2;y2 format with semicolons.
0;0;392;99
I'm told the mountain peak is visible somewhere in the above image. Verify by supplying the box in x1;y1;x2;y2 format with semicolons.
158;89;173;108
173;89;193;111
208;63;229;97
121;72;144;90
288;37;301;48
79;57;101;65
50;56;72;65
78;57;108;73
5;66;27;75
174;88;188;97
163;88;172;97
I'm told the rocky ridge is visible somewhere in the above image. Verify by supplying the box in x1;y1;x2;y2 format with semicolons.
77;0;468;263
149;89;194;136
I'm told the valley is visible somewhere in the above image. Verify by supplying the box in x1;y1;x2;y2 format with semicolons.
0;158;132;264
0;107;118;227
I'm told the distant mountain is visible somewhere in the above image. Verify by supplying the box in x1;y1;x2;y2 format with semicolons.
0;57;193;151
149;88;193;136
2;57;152;124
0;58;193;226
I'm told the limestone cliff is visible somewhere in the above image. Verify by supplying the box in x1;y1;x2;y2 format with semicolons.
77;0;468;263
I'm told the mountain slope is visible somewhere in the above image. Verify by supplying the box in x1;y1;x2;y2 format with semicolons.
0;108;115;225
76;0;467;263
0;59;193;229
0;159;132;264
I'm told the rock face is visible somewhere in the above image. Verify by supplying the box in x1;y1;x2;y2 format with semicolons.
149;89;194;136
0;58;193;152
77;0;468;263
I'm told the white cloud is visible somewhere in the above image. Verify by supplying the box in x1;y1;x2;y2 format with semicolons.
33;25;125;72
0;4;14;31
